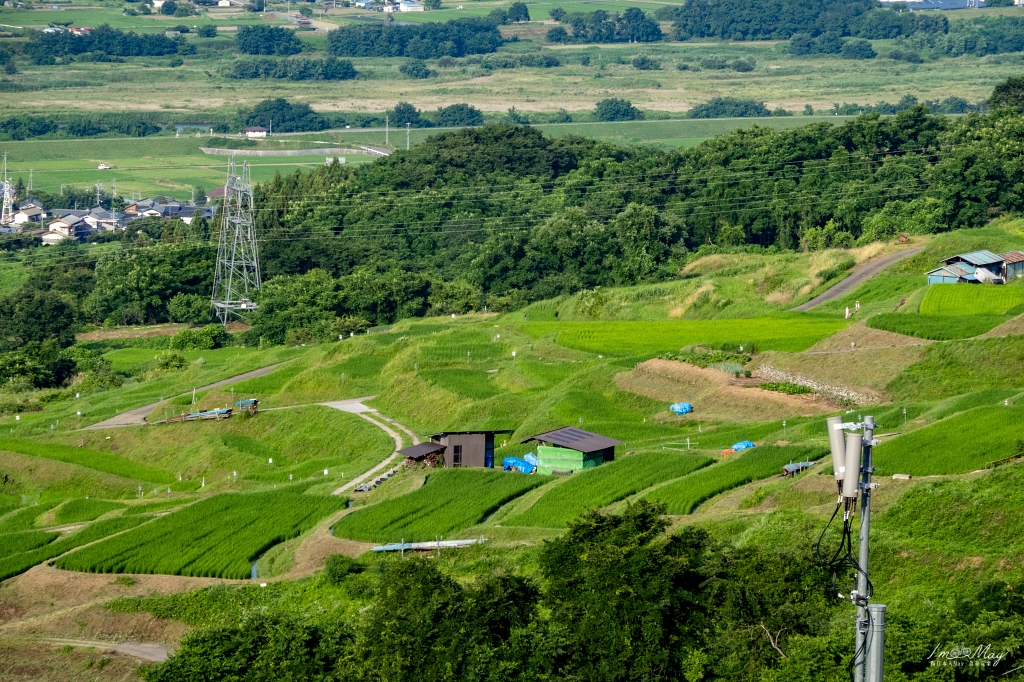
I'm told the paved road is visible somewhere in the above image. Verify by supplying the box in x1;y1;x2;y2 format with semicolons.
790;246;924;312
82;362;290;430
43;638;169;662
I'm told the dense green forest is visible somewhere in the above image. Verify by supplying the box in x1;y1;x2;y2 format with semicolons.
6;83;1024;387
23;25;181;64
326;18;507;58
125;497;1024;681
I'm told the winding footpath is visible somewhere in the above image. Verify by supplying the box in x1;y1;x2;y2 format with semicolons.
319;398;419;495
790;246;924;312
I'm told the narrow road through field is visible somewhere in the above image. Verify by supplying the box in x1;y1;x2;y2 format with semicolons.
790;246;924;312
82;362;290;430
319;399;419;495
41;638;169;662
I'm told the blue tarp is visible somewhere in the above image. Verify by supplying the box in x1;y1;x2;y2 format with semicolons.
503;457;536;474
671;402;693;415
732;440;756;451
523;452;538;466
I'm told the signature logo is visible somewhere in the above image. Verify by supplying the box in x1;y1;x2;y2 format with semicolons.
928;643;1010;670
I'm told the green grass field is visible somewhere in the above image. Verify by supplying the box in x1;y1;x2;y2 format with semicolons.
333;469;547;542
0;515;146;582
642;445;826;514
55;490;344;578
0;438;175;484
920;284;1024;316
0;530;59;560
508;452;711;528
867;313;1007;340
874;404;1024;476
520;317;848;356
1;135;375;201
53;498;125;524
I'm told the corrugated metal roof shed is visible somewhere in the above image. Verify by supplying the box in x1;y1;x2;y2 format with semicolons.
1002;251;1024;264
522;427;622;453
927;263;976;278
942;250;1003;267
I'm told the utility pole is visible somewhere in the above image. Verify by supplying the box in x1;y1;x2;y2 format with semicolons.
406;122;410;150
28;168;32;193
825;415;885;682
385;114;389;146
211;157;261;324
112;178;117;197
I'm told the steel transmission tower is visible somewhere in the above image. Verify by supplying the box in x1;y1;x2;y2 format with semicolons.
0;153;12;226
211;157;261;324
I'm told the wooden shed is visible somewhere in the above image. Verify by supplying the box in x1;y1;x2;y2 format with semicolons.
417;430;514;469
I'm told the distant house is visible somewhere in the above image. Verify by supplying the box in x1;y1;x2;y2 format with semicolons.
1002;251;1024;280
244;126;267;138
399;430;513;468
399;1;424;10
43;213;89;243
12;206;44;226
165;30;181;37
521;427;622;475
927;250;1006;285
181;207;215;224
83;207;124;231
217;0;231;5
70;26;92;35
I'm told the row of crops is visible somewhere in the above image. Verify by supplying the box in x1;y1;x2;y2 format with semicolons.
873;403;1024;476
332;469;547;543
0;438;174;484
509;453;712;528
56;491;345;579
0;516;146;582
521;317;848;356
920;284;1024;317
642;445;828;514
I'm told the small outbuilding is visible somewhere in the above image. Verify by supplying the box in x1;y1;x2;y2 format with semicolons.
1002;251;1024;280
782;461;812;478
244;126;268;138
401;430;513;468
521;427;622;475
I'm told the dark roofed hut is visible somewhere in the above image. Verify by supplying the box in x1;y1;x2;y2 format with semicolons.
400;431;514;468
521;427;623;475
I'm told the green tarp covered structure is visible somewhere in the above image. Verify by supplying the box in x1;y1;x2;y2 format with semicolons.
536;445;603;476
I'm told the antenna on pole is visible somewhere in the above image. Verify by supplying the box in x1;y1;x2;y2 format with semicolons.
0;153;12;226
211;156;261;325
820;415;885;682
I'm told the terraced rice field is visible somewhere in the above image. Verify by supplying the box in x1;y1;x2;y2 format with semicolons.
509;452;712;528
642;445;827;514
333;469;547;542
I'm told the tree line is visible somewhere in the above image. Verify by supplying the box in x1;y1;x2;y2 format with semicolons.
230;57;357;81
326;18;506;59
546;7;662;44
0;113;161;140
22;25;180;64
134;500;1024;682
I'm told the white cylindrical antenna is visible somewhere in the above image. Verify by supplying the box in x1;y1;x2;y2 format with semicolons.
827;416;845;484
842;431;862;499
